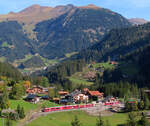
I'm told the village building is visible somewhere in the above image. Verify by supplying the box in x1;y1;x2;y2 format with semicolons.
65;90;88;103
26;86;48;94
110;61;118;65
25;94;41;103
58;91;69;99
87;90;104;101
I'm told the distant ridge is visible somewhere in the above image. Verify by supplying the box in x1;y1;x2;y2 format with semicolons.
78;4;101;9
129;18;149;25
0;4;74;24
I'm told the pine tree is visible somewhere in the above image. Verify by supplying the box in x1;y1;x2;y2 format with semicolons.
71;116;81;126
17;104;21;116
19;107;25;119
126;112;137;126
0;84;10;109
139;100;144;110
140;114;149;126
106;120;111;126
96;114;104;126
6;116;12;126
144;95;150;110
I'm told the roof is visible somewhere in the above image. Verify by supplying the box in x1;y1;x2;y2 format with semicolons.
88;91;104;96
53;98;60;101
41;95;49;99
58;91;69;95
69;90;81;97
83;88;89;92
26;94;37;99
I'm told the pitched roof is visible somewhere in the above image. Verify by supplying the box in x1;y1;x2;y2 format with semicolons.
88;91;104;96
69;90;81;97
58;91;69;95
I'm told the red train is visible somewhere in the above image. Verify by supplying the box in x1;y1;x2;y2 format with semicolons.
43;104;94;112
104;101;119;106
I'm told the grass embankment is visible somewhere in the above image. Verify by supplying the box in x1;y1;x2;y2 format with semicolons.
9;100;57;113
25;111;128;126
0;100;58;126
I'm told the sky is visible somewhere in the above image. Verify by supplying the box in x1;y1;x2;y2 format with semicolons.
0;0;150;20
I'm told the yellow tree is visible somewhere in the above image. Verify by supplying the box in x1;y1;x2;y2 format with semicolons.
24;81;31;89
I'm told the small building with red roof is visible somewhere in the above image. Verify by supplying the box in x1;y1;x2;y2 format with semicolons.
87;90;104;101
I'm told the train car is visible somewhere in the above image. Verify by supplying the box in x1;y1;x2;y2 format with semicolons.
43;104;94;112
104;101;119;106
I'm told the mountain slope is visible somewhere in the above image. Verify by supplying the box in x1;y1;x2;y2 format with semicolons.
74;22;150;62
0;4;131;65
34;5;131;59
0;21;35;62
0;62;23;80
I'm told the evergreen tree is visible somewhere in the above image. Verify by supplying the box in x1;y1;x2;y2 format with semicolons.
10;83;25;100
40;77;49;87
19;107;25;119
6;116;12;126
126;112;137;126
139;100;144;110
139;114;149;126
71;116;81;126
0;84;10;109
144;95;150;110
96;114;104;126
17;104;21;116
106;120;111;126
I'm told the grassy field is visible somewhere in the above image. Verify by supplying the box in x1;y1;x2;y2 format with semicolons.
25;111;128;126
92;62;115;70
69;77;93;87
9;100;57;113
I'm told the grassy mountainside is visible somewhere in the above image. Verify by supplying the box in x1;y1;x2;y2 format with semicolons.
34;6;131;59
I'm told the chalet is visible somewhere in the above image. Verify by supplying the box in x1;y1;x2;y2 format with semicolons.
53;98;60;104
26;86;48;94
41;95;50;100
83;88;89;95
58;91;69;99
66;90;88;103
87;91;104;101
110;61;118;65
25;94;40;103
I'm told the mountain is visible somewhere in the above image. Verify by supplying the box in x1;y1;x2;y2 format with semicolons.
0;62;23;80
0;4;73;25
0;4;131;67
0;21;35;62
34;4;131;59
18;56;45;68
128;18;149;25
74;22;150;62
